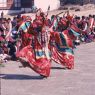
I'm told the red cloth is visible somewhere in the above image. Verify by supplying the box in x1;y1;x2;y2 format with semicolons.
70;24;80;33
21;32;32;48
0;36;4;41
54;30;74;48
61;18;67;26
50;30;74;69
51;47;74;69
17;45;51;77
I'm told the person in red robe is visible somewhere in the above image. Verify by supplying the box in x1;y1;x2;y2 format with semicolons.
17;12;51;78
17;15;33;49
50;16;80;69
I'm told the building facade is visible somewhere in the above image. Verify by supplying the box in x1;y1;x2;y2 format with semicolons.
60;0;95;5
0;0;21;10
0;0;95;10
0;0;60;15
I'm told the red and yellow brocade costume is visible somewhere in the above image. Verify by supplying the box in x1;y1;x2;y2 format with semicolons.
17;18;51;77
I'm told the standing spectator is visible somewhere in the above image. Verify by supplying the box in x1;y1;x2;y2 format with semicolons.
1;11;4;19
12;17;17;28
5;18;12;41
8;41;17;61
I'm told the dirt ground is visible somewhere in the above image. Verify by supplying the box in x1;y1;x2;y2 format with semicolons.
1;42;95;95
4;4;95;20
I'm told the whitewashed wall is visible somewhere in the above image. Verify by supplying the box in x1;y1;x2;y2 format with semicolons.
34;0;60;12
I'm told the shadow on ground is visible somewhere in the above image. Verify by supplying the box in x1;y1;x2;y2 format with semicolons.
0;74;45;80
51;67;67;70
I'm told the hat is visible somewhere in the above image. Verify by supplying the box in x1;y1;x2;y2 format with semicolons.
22;15;27;20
